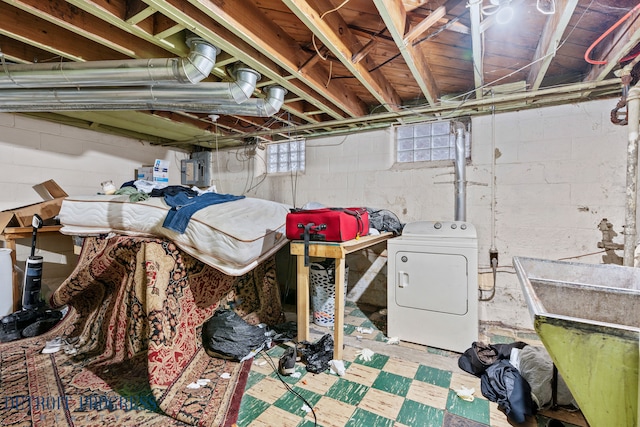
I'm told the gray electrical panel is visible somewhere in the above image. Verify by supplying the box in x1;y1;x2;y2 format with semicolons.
181;151;213;187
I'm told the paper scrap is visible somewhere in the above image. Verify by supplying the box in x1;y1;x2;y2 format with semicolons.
455;386;475;402
356;348;374;362
220;372;231;379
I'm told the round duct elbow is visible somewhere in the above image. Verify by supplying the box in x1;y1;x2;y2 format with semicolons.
228;67;261;104
177;38;220;84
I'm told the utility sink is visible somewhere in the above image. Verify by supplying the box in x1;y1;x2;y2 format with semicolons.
513;256;640;427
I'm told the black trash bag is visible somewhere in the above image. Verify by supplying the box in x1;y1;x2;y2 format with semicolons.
269;321;298;343
202;309;268;361
299;333;334;373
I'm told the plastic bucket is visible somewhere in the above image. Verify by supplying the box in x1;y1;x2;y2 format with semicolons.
310;260;348;327
0;248;13;317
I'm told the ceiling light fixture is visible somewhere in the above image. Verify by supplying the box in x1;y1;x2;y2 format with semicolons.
536;0;555;15
482;0;514;24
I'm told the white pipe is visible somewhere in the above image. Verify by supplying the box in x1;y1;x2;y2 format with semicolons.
624;85;640;266
0;37;219;87
454;121;466;221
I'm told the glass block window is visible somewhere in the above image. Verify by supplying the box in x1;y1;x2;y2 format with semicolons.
396;121;470;163
266;139;305;173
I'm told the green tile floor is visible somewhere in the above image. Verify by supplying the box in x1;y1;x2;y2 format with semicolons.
237;301;587;427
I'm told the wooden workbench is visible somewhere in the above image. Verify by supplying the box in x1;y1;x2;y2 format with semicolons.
290;232;392;360
0;225;63;312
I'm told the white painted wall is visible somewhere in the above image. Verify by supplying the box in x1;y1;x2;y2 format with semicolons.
0;113;189;300
0;98;630;330
213;98;630;330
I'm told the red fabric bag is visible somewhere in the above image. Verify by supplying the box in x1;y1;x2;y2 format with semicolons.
286;207;369;242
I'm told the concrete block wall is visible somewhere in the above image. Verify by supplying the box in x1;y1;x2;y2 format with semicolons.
0;98;630;330
0;113;189;298
214;98;631;330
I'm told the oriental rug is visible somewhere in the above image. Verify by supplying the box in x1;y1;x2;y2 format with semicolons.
0;235;283;426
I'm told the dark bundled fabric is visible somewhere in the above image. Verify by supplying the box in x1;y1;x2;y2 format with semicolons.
366;208;404;236
458;341;528;377
481;360;535;424
151;185;200;198
299;333;334;373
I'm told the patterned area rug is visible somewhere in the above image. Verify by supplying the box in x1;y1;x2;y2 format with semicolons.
0;236;283;426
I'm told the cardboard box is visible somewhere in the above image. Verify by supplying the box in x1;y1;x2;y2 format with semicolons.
135;166;154;181
136;160;169;183
0;180;68;231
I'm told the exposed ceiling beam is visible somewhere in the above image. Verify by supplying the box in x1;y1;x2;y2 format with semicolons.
72;0;347;127
0;1;128;62
468;0;483;99
404;5;446;45
175;0;368;119
185;78;622;147
527;0;579;91
4;0;176;58
374;0;439;106
285;0;402;112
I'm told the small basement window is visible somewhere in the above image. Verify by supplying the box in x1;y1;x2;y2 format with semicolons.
267;139;306;173
396;120;470;163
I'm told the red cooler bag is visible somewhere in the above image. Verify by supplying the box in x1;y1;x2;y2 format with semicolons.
286;207;369;242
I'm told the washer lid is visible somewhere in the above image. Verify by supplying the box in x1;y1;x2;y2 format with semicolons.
400;220;477;238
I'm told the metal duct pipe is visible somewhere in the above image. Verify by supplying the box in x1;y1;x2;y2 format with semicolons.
108;85;286;116
623;85;640;266
453;121;467;221
0;68;261;107
0;37;219;88
0;84;286;117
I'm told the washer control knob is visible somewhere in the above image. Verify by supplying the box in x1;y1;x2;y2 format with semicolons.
434;222;442;229
461;223;467;230
451;223;457;229
401;256;408;263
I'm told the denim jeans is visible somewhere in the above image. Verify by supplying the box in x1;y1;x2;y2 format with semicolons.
162;192;244;233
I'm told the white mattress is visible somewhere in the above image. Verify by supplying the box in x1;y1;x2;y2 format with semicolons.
58;194;291;276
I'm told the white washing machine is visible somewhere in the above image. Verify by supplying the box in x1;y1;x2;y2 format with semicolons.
387;220;478;353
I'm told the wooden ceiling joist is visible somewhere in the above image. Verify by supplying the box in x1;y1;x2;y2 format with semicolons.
374;0;439;106
284;0;402;112
173;0;368;119
527;0;579;91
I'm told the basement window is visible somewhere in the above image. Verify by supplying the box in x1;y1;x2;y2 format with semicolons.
266;139;306;173
396;121;470;163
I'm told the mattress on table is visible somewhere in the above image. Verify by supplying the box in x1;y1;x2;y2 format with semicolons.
58;194;291;276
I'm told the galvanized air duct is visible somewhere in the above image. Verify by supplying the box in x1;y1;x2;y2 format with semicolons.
0;83;286;117
142;85;286;117
0;68;261;108
453;121;467;221
0;37;219;87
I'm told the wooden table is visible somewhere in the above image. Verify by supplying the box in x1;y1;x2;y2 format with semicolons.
0;225;63;312
291;232;392;360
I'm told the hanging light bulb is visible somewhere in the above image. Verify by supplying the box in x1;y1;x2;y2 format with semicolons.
537;0;556;15
482;0;514;24
496;1;514;24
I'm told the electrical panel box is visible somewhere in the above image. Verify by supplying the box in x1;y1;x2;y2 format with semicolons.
181;151;213;187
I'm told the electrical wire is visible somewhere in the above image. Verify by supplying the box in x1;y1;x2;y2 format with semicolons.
584;3;640;65
259;347;318;426
311;0;351;61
